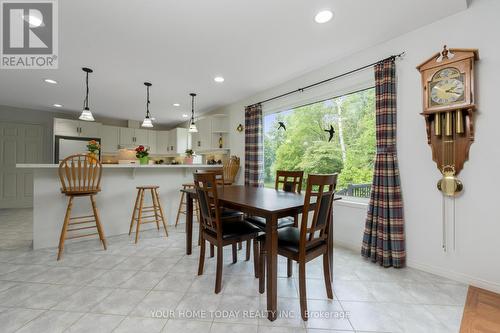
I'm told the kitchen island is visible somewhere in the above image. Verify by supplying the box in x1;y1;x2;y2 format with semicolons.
16;164;220;249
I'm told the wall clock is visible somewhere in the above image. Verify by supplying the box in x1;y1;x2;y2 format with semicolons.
416;46;479;196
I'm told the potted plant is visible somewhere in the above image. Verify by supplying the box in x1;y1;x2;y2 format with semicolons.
184;149;194;165
135;145;150;165
86;140;100;162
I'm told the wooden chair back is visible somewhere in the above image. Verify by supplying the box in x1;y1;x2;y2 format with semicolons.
196;168;225;186
299;174;338;252
275;170;304;193
223;158;240;185
58;154;102;193
193;172;222;236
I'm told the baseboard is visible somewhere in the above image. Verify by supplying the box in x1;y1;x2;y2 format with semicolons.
406;259;500;294
333;239;361;252
332;239;500;294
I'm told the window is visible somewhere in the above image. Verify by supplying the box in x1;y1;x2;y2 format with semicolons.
263;88;375;199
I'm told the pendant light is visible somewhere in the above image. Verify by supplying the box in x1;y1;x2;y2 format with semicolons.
79;67;95;121
188;93;198;133
141;82;153;128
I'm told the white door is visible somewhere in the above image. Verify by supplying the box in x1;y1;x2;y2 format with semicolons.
0;122;44;208
197;117;212;151
100;125;119;153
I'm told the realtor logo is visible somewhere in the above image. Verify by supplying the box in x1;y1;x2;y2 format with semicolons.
1;0;58;69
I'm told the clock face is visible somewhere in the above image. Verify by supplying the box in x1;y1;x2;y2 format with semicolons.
429;67;465;107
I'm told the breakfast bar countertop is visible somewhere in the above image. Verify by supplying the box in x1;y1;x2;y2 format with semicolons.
16;163;221;168
17;162;225;249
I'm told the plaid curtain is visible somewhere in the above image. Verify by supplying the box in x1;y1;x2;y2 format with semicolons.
361;59;406;268
244;104;264;187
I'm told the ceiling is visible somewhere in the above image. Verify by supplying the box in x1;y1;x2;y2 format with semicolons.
0;0;468;126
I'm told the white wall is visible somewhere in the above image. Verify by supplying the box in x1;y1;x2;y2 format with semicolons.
207;0;500;292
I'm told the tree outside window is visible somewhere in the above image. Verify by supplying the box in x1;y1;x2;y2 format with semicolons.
263;88;375;198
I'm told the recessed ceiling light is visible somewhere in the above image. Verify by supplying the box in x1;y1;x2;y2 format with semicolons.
314;10;333;24
44;79;57;84
53;104;62;108
173;103;180;107
182;114;189;118
214;76;225;83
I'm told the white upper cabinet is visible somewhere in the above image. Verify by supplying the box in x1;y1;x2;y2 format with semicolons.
169;128;188;154
156;131;169;154
118;128;154;149
54;118;101;138
147;130;157;153
196;117;212;151
100;125;120;153
134;129;149;146
211;114;229;133
119;127;135;146
79;121;101;138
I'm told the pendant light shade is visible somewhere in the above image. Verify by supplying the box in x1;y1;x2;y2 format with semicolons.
79;67;95;122
141;82;153;128
188;93;198;133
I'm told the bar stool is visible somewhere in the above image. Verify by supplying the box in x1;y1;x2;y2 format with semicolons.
129;185;168;243
175;183;200;227
57;154;107;260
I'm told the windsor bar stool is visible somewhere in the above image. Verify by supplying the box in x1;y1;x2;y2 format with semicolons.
129;185;168;244
57;154;107;260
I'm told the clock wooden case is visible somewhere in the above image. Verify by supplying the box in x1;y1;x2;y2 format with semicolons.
416;46;479;196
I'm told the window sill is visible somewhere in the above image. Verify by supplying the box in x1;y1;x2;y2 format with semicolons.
335;196;369;209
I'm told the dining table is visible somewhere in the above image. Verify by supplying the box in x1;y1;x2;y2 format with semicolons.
181;185;335;321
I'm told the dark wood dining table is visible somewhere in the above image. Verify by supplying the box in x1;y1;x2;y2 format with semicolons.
181;185;335;321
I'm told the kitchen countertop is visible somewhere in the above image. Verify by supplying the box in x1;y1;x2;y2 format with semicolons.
16;163;221;169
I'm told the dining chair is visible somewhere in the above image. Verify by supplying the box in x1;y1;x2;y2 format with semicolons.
194;172;261;293
248;170;304;276
259;173;338;321
197;168;246;256
57;154;107;260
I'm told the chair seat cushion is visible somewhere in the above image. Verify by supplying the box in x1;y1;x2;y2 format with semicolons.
220;208;244;220
246;216;295;230
219;220;260;240
277;226;325;254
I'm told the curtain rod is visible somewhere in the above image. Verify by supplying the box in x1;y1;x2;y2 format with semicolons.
247;52;405;108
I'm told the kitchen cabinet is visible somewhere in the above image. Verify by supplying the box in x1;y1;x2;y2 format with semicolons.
147;130;157;153
168;128;188;154
196;117;212;151
156;131;169;154
211;114;229;133
100;125;120;153
119;128;152;149
54;118;101;138
134;129;149;146
119;127;134;146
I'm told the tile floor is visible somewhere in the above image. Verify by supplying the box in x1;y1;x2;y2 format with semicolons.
0;208;465;332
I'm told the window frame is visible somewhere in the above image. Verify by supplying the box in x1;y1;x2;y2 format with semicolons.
262;79;376;204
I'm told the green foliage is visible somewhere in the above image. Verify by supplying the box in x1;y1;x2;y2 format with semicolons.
263;88;376;190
